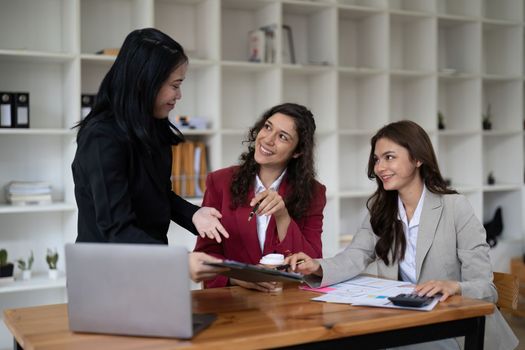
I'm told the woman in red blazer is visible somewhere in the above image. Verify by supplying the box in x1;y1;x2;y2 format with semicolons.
194;103;326;291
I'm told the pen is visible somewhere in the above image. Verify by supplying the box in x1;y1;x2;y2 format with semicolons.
276;259;306;271
248;200;262;222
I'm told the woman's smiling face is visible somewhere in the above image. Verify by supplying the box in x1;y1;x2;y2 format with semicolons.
254;112;300;171
153;63;187;119
373;137;422;193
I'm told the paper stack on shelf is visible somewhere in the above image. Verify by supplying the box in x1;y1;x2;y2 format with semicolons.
5;181;52;206
171;141;208;198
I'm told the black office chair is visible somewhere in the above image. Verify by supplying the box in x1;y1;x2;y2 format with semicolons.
484;207;503;248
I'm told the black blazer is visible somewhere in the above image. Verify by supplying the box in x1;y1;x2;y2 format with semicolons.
72;114;198;244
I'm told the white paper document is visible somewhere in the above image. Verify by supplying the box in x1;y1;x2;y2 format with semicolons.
310;275;440;311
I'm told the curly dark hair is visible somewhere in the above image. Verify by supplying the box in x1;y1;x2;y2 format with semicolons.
230;103;317;219
366;120;457;265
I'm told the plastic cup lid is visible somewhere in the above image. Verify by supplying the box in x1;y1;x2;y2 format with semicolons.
259;253;284;265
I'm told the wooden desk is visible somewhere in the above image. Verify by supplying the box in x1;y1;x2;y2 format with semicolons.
4;286;494;350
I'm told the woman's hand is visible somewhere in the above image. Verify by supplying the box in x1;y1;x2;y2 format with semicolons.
230;278;280;293
250;189;289;219
192;207;230;243
283;252;323;276
414;280;461;302
188;252;228;282
250;189;291;240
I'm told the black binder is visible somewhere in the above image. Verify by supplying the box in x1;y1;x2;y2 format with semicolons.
0;92;14;128
81;94;96;119
14;92;29;128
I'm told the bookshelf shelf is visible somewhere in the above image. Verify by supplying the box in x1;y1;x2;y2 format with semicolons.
0;203;77;215
0;129;75;136
220;61;275;70
483;184;523;192
177;129;217;136
0;273;66;294
0;0;524;348
80;54;116;62
0;50;75;63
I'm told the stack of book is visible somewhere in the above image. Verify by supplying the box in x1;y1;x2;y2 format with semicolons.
248;24;277;63
171;142;208;198
5;181;52;206
248;24;295;64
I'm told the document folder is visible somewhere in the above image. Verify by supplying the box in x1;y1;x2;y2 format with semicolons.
14;92;29;128
0;92;14;128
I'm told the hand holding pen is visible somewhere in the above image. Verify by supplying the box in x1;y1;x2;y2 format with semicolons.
248;189;288;222
283;252;322;276
248;200;262;222
276;259;305;271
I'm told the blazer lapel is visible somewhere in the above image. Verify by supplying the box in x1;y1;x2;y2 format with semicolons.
415;191;443;281
235;187;264;263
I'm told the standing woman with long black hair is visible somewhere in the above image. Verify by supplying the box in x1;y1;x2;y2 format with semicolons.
72;28;229;282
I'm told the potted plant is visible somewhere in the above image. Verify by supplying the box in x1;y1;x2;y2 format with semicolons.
482;103;492;130
17;251;34;280
46;248;59;280
0;249;14;281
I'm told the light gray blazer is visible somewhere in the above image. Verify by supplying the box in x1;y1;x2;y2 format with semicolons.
306;191;517;350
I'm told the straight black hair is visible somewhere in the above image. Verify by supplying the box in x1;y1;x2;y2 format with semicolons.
75;28;188;152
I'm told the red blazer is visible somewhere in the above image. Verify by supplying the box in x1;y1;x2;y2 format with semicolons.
194;166;326;288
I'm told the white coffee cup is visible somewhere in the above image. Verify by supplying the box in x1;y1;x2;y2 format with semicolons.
259;254;285;292
259;253;285;267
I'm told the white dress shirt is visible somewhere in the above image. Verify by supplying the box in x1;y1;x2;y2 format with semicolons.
254;171;286;253
398;186;427;284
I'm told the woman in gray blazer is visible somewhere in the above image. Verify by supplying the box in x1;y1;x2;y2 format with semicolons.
285;120;517;350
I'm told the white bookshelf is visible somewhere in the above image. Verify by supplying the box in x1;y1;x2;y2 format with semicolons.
0;0;524;348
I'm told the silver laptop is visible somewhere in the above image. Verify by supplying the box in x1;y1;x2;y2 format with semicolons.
65;243;216;339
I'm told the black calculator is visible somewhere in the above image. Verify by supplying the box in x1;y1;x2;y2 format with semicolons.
388;293;433;307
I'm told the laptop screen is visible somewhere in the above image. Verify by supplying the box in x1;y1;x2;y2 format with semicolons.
65;243;198;338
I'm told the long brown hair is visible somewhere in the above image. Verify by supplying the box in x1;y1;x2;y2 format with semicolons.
366;120;457;265
230;103;317;219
